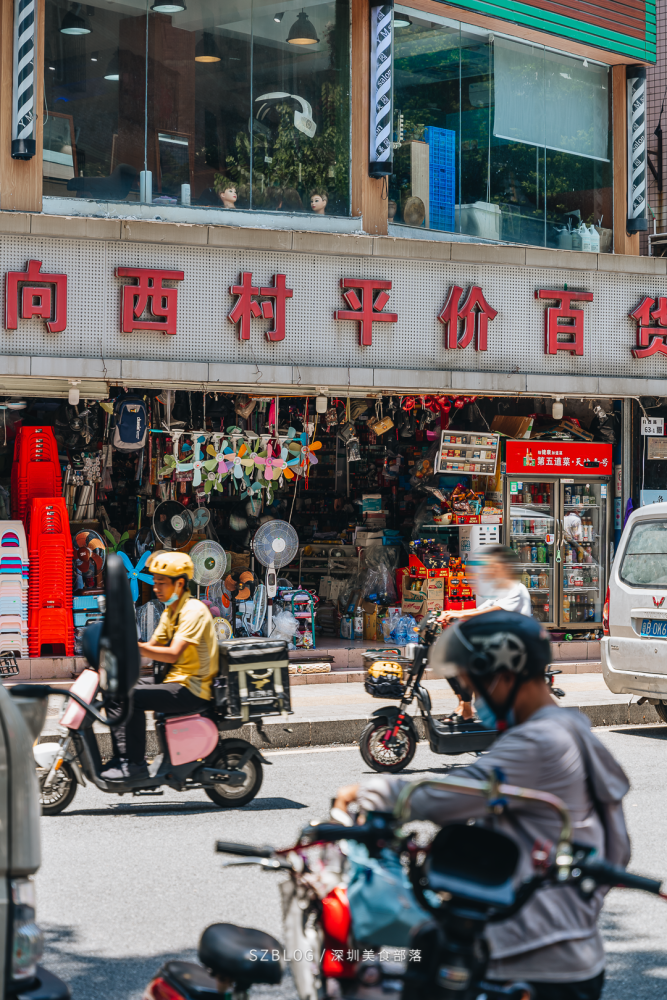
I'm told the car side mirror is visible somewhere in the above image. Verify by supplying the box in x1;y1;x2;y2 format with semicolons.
98;552;140;700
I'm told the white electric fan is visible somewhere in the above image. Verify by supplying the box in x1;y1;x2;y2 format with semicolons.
252;520;299;635
189;541;227;598
239;583;267;636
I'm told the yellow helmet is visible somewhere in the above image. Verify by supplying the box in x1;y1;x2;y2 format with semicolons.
147;551;195;579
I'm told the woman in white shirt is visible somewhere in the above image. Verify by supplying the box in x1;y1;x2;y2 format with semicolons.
438;545;532;719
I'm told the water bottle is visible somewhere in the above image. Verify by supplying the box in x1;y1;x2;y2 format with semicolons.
588;224;600;252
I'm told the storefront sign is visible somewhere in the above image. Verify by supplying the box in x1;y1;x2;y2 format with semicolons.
228;272;294;342
438;286;497;351
537;289;594;356
5;259;66;332
334;279;397;345
641;416;665;435
116;267;184;335
505;441;613;476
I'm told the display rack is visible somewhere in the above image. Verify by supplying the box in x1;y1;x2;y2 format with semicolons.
435;430;499;475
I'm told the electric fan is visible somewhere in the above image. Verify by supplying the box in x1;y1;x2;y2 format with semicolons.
238;581;267;636
74;529;106;590
192;507;211;531
213;617;234;641
252;520;299;634
190;540;227;588
152;500;194;550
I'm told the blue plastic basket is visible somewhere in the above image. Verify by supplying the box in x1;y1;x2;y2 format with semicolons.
424;127;455;231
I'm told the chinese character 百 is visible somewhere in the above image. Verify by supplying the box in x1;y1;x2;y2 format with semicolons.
438;285;497;351
334;278;398;346
630;296;667;357
228;271;294;341
116;266;184;335
5;259;67;333
536;288;593;356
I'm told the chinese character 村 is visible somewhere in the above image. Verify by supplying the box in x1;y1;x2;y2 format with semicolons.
334;278;398;346
438;285;498;351
228;272;294;341
5;259;67;333
536;288;594;356
116;266;184;335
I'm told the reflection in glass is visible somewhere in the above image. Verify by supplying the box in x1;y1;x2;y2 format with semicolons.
43;0;351;216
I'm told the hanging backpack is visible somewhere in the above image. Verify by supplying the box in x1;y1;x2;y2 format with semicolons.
113;396;148;451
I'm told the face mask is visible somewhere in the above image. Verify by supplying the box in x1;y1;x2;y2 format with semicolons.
474;694;515;731
164;591;180;606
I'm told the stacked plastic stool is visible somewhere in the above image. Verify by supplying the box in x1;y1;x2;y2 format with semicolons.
0;523;29;657
12;426;62;523
28;498;74;657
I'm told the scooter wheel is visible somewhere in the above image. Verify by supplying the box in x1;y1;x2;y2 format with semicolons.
360;719;417;773
204;748;263;808
38;762;78;816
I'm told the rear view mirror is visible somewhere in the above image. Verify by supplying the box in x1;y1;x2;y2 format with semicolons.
98;553;140;699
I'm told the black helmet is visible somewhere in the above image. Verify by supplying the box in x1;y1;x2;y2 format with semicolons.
429;611;551;683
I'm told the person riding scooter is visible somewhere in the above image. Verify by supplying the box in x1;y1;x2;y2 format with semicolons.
335;611;630;1000
102;551;219;780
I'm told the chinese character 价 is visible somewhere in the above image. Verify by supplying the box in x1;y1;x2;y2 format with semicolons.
228;271;294;342
334;278;398;346
438;285;497;351
5;259;67;333
536;288;593;356
115;266;184;335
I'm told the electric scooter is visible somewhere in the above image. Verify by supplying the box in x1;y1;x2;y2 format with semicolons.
360;617;565;773
20;554;278;814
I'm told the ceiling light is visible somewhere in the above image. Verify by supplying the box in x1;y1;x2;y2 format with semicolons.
287;11;318;44
393;13;412;27
104;51;119;80
150;0;186;12
195;32;221;62
91;51;98;60
274;11;284;21
60;9;92;34
48;64;56;70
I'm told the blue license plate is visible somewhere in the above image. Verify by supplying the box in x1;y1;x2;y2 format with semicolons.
641;619;667;638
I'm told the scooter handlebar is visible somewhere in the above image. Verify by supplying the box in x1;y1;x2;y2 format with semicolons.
579;860;662;895
216;841;275;858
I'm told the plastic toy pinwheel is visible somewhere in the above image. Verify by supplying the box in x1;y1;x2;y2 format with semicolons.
116;549;154;603
204;439;234;493
255;444;286;481
159;435;216;487
281;427;322;476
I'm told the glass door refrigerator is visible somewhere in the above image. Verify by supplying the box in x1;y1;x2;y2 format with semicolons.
503;440;613;629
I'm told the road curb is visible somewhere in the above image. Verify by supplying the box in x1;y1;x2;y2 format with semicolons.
38;702;661;757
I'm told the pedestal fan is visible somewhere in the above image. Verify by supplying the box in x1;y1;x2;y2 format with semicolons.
252;520;299;635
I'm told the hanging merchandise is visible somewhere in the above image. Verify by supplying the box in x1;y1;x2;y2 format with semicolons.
73;529;106;591
152;500;194;550
113;396;148;451
204;437;235;493
190;540;227;588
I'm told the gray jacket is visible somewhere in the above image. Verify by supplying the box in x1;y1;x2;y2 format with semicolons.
357;706;630;982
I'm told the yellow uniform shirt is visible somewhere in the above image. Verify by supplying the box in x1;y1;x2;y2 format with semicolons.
151;593;219;700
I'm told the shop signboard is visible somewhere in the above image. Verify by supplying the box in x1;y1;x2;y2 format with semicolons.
505;441;613;476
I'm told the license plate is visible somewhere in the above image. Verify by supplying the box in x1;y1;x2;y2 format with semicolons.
641;619;667;637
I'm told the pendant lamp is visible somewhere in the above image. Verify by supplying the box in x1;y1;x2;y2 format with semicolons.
104;51;119;80
287;11;318;44
195;32;221;62
60;8;92;34
150;0;186;13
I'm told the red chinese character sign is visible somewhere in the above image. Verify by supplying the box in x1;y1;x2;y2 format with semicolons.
505;440;613;476
438;285;497;351
334;278;397;346
536;289;594;356
116;267;184;335
228;273;294;342
630;296;667;357
5;260;67;333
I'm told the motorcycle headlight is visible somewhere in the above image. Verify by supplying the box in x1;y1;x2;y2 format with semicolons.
10;878;44;983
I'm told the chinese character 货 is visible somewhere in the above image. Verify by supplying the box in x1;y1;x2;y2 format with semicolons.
630;296;667;357
228;272;294;341
334;278;398;346
5;259;67;333
438;285;497;351
115;266;184;335
536;288;593;356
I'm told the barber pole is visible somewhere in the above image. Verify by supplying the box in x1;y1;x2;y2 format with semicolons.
369;2;393;178
12;0;36;159
627;65;647;233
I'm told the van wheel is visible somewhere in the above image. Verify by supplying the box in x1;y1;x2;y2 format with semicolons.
655;702;667;723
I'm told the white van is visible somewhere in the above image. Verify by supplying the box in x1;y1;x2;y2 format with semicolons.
602;500;667;720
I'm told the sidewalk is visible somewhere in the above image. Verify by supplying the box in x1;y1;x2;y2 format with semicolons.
37;670;660;756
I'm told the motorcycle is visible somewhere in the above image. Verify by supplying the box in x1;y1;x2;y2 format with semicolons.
20;554;282;815
360;616;565;773
144;774;666;1000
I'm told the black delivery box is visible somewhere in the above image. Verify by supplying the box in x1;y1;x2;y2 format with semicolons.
216;637;291;722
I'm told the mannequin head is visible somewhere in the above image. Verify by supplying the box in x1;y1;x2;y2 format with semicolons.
310;189;328;215
215;175;238;209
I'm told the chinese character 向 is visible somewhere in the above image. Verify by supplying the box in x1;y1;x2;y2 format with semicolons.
536;288;593;356
116;266;184;335
334;278;398;346
630;296;667;357
439;285;497;351
5;259;67;333
228;271;294;342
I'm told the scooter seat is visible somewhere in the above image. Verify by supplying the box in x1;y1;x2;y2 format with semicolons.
198;923;283;987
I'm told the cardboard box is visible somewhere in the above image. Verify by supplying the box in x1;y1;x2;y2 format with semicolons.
362;599;378;641
401;576;428;617
425;577;445;612
491;415;533;439
408;553;448;579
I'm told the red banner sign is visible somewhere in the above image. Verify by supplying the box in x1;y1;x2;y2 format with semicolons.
505;441;613;476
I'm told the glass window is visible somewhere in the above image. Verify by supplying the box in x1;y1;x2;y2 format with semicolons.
390;7;612;251
43;0;351;218
620;521;667;589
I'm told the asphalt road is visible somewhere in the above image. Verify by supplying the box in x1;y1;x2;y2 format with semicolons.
36;727;667;1000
